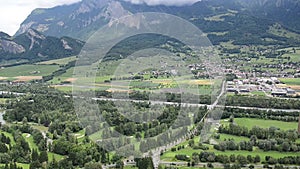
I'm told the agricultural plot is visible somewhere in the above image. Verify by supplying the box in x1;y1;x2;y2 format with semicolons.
218;133;249;142
0;64;59;81
222;118;298;131
279;78;300;86
50;67;75;84
37;56;77;65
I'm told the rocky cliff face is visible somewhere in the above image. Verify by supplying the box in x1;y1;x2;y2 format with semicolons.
0;39;26;54
16;0;131;40
0;29;84;61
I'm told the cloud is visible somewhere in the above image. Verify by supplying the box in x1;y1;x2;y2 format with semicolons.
123;0;200;6
0;0;82;36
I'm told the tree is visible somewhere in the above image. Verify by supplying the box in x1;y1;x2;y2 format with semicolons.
115;160;124;169
38;139;47;151
250;135;258;145
135;132;142;140
0;142;8;153
30;160;41;169
231;164;241;169
47;156;58;169
229;115;234;123
266;156;277;165
84;161;103;169
39;151;48;163
207;163;214;168
188;139;195;147
58;158;73;169
224;163;231;169
52;137;70;155
247;155;253;163
282;142;290;152
0;153;11;163
136;157;154;169
230;154;236;163
31;149;39;162
254;155;260;163
237;155;247;166
0;133;10;144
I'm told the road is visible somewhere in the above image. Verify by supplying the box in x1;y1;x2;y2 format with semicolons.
92;97;300;113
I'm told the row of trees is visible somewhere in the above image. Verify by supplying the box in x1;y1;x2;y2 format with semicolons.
214;140;253;151
222;107;299;122
226;95;300;109
39;60;76;82
192;152;260;166
219;123;299;141
175;151;300;167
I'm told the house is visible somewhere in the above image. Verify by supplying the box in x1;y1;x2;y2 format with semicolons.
271;90;287;97
227;88;238;93
286;88;296;94
227;81;235;85
239;88;250;93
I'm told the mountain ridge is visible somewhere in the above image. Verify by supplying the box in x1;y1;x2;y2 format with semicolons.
16;0;131;40
0;29;84;62
14;0;300;46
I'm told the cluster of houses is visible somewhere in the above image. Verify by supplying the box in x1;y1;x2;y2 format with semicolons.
226;77;297;97
224;68;300;79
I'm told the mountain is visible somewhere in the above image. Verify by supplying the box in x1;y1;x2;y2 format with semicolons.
0;29;84;61
16;0;131;40
236;0;300;31
0;32;10;39
15;0;300;45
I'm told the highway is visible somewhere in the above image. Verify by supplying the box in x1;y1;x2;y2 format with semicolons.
92;97;300;113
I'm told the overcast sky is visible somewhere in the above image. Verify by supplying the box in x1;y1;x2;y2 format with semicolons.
0;0;82;35
0;0;200;36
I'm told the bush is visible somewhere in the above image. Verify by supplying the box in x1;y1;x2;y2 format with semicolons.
175;154;190;161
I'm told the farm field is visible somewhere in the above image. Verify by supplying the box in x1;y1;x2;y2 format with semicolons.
37;56;77;65
0;59;29;67
279;78;300;86
223;118;298;131
50;67;75;84
0;64;59;81
218;133;249;142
